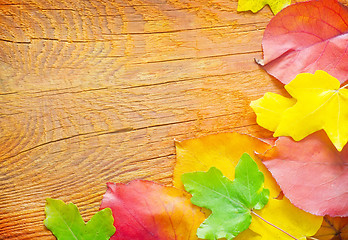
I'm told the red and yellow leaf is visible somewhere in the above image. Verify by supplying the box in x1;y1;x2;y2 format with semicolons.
100;180;205;240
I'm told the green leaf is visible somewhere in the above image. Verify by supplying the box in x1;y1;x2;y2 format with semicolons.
181;153;269;240
44;198;116;240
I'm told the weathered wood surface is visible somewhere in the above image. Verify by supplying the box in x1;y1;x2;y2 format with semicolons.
0;0;340;239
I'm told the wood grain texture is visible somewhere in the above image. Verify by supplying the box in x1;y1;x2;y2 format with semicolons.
1;0;344;239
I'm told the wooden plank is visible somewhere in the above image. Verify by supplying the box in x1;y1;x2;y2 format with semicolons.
1;0;345;239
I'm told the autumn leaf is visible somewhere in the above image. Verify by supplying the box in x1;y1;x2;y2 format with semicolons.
175;133;323;240
250;197;322;240
251;70;348;151
258;131;348;217
174;132;281;198
182;154;269;240
249;92;296;131
237;0;290;15
99;180;205;240
258;0;348;84
44;198;115;240
312;216;348;240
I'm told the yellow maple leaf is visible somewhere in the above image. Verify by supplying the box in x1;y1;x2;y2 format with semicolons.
251;70;348;151
237;0;291;14
174;132;323;240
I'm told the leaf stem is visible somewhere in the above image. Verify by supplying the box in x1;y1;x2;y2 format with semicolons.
341;83;348;89
250;210;299;240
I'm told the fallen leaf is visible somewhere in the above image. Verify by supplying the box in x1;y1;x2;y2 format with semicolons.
250;70;348;151
174;132;281;198
100;180;205;240
44;198;115;240
237;0;290;14
259;0;348;84
249;92;296;131
181;154;269;240
250;197;322;240
259;131;348;217
175;134;322;240
182;154;323;240
312;216;348;240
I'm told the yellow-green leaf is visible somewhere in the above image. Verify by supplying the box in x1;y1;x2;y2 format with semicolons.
237;0;291;14
44;198;115;240
251;70;348;151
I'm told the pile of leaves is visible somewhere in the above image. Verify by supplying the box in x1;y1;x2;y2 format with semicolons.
44;0;348;239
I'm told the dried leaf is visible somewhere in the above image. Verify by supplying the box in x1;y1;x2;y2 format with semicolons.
313;216;348;240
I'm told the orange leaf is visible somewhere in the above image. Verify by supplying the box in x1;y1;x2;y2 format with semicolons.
313;216;348;240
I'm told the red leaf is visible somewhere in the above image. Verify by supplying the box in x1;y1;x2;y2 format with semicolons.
259;131;348;217
261;0;348;84
100;180;205;240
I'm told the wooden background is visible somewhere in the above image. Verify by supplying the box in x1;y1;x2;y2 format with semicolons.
1;0;343;239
